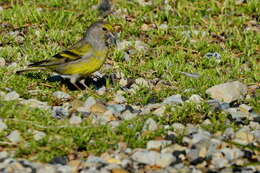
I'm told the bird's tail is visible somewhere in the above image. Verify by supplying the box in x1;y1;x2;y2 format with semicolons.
16;67;45;74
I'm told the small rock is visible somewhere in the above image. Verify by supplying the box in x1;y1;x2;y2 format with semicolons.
4;91;20;101
134;40;147;51
223;128;235;140
187;149;199;162
0;119;7;131
180;72;201;78
135;78;150;87
53;91;71;101
97;86;106;95
107;104;126;113
206;81;247;103
239;104;252;113
52;106;69;118
172;123;186;134
118;110;137;120
114;93;126;103
33;131;46;141
0;58;5;67
20;99;50;110
189;94;203;103
111;168;129;173
163;94;183;104
84;97;97;111
205;52;221;60
50;156;68;165
220;148;244;161
57;165;73;173
234;130;254;145
117;40;131;50
211;152;229;169
90;102;107;114
142;118;158;131
146;140;172;150
7;130;21;143
69;115;82;125
156;153;176;168
153;106;166;116
158;24;168;30
131;150;160;165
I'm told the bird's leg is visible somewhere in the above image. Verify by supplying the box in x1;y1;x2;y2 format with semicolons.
79;79;88;89
70;75;81;90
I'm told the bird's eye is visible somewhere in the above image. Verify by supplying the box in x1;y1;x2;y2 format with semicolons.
102;27;108;31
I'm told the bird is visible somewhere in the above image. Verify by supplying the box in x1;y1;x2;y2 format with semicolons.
17;21;116;90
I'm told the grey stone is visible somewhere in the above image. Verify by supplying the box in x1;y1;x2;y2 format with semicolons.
212;152;229;169
0;119;7;131
142;118;158;131
131;150;160;165
53;91;71;101
155;153;176;168
206;81;247;103
52;106;69;118
7;130;21;143
4;91;20;101
187;149;199;162
33;131;46;141
223;128;235;140
114;93;126;103
97;86;106;95
205;52;221;60
57;165;73;173
188;94;203;103
163;94;183;104
0;57;5;67
107;104;126;113
172;123;186;134
20;99;50;110
220;148;244;161
69;115;82;125
118;110;137;120
146;140;171;150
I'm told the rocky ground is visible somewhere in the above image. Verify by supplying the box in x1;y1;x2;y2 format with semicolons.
0;79;259;173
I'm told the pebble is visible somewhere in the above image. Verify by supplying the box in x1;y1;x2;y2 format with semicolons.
0;119;7;131
20;99;50;110
205;52;221;60
52;106;70;118
134;40;147;51
90;102;107;114
7;130;21;144
172;123;186;134
158;23;168;30
97;86;106;95
117;40;131;50
131;150;159;165
146;140;172;150
239;104;252;113
233;130;254;145
4;91;20;101
107;104;126;114
153;106;166;116
163;94;183;104
69;115;82;125
33;131;46;141
188;94;203;103
135;78;150;87
114;93;126;103
206;81;247;103
118;110;137;120
142;118;158;131
0;57;5;67
53;91;71;101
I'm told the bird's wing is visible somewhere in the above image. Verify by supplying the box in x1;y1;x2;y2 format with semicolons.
29;39;93;67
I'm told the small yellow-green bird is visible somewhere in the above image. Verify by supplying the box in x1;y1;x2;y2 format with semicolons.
17;21;116;89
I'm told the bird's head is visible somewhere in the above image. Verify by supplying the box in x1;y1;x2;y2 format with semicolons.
85;21;117;48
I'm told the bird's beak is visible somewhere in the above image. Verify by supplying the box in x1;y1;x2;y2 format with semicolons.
108;32;117;45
